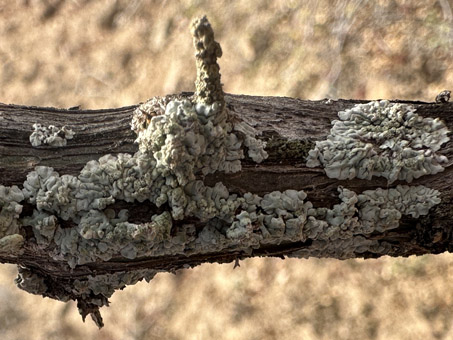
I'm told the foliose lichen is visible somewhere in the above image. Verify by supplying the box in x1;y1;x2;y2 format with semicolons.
29;123;74;147
289;185;441;259
13;178;442;318
306;100;450;183
72;269;157;300
0;185;24;254
3;16;447;328
15;95;267;268
132;99;267;184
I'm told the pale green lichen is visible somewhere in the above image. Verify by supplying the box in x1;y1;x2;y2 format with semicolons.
289;185;441;259
19;145;442;267
306;100;450;183
191;15;224;107
3;16;448;328
17;99;267;268
19;115;443;266
29;123;74;147
358;185;441;232
133;99;267;185
22;210;58;247
0;185;25;254
15;265;159;329
133;100;234;185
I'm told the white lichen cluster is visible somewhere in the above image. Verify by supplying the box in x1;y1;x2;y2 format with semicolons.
358;185;441;232
9;99;445;269
12;99;267;268
15;181;441;307
20;159;440;265
132;98;268;184
307;100;450;183
30;123;74;147
17;161;243;267
290;185;441;259
0;185;25;254
306;185;440;239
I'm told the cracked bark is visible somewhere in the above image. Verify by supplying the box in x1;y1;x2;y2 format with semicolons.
1;93;453;326
1;95;452;272
3;14;451;328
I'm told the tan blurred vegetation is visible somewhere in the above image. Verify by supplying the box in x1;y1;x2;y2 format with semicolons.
1;0;453;339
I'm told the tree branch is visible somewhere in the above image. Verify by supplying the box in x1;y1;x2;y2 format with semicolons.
0;15;452;328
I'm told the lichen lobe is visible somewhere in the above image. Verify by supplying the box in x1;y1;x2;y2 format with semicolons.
1;17;447;330
0;185;25;254
29;123;74;147
306;100;450;183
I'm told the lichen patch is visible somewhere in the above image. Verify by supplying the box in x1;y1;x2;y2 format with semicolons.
29;123;74;147
306;100;450;183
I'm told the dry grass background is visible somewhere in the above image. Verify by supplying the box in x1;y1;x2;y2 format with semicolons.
1;0;453;339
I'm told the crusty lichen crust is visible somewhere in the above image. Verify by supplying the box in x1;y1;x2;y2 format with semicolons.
306;100;450;183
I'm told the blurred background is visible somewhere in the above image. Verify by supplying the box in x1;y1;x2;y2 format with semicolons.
1;0;453;339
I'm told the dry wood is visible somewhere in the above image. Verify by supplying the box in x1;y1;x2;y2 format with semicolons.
1;14;452;327
1;95;452;272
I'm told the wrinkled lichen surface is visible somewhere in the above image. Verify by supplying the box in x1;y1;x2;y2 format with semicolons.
0;16;448;328
29;123;74;147
307;100;450;183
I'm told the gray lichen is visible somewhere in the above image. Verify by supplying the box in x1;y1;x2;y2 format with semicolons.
191;15;224;107
358;185;441;232
22;210;57;247
1;16;448;328
29;123;74;147
0;185;24;254
133;99;267;185
18;142;442;269
133;99;234;185
290;185;441;259
14;264;159;329
306;100;450;183
72;269;157;300
17;93;268;268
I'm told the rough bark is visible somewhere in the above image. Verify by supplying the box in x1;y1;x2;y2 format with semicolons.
1;92;453;326
1;94;452;264
1;15;452;327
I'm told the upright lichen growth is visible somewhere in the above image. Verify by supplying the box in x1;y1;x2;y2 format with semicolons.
2;15;447;330
191;15;224;108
